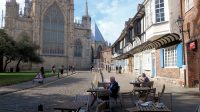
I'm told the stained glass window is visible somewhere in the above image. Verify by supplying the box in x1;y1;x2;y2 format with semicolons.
42;4;64;55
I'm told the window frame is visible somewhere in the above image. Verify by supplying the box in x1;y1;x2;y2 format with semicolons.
185;0;194;12
155;0;165;23
164;45;177;67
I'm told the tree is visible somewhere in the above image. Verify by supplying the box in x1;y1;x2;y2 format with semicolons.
3;38;16;71
0;29;14;72
15;34;42;72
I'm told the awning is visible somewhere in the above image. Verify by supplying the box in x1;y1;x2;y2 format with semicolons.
113;33;181;60
142;33;181;51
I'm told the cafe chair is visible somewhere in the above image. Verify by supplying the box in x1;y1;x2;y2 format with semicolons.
109;86;123;110
155;84;165;102
145;88;156;102
158;93;172;111
74;94;90;112
96;101;110;112
195;104;200;112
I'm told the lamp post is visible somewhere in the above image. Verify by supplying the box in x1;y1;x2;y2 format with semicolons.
176;16;190;87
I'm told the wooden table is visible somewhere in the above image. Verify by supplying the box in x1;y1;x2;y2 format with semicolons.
87;88;109;106
125;103;171;112
133;87;150;91
54;102;86;112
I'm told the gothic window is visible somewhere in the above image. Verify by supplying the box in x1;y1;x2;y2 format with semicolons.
74;39;82;57
96;46;102;59
42;4;65;55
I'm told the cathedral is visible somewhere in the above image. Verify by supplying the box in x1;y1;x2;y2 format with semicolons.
4;0;106;70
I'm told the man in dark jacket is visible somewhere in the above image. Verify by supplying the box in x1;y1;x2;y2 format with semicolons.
109;76;119;99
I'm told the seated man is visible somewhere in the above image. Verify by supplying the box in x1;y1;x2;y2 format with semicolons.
98;76;119;101
108;76;119;99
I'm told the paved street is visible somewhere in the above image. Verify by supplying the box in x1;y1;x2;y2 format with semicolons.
0;71;93;112
0;71;199;112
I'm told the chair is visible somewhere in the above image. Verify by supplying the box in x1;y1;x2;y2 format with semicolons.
120;92;136;110
74;94;90;112
145;88;156;102
142;81;154;88
155;84;165;102
158;93;172;111
96;101;109;112
195;104;200;112
109;86;122;110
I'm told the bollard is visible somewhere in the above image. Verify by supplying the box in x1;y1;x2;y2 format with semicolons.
38;104;43;112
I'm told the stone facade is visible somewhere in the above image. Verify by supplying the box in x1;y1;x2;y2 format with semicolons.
4;0;105;70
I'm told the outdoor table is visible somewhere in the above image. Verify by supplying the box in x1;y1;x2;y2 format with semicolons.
130;81;143;87
87;88;109;106
54;102;86;112
133;87;150;91
125;103;171;112
132;87;150;99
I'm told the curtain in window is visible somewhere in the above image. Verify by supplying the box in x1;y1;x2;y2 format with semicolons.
42;4;64;55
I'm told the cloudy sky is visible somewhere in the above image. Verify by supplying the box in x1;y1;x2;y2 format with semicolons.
0;0;143;44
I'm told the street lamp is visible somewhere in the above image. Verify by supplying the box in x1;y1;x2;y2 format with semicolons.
176;16;190;87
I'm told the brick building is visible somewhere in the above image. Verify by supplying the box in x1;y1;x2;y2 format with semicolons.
181;0;200;87
100;48;112;71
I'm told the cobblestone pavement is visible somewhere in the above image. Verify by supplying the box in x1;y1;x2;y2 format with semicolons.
101;70;200;112
0;71;94;112
0;71;199;112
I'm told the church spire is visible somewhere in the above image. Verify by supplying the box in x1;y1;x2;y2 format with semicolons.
85;0;89;16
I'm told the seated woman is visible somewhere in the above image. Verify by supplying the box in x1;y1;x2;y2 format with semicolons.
138;73;150;83
33;72;44;83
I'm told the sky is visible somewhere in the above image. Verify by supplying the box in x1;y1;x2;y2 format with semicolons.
0;0;143;44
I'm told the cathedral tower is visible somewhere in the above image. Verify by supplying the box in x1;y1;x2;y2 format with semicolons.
82;0;91;29
24;0;31;17
5;0;19;19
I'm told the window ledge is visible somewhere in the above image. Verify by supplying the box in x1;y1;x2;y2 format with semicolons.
164;66;179;68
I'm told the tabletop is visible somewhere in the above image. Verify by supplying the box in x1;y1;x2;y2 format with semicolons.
126;103;171;112
133;87;150;91
54;102;86;111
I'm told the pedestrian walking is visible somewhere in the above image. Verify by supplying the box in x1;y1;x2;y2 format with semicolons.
52;65;56;74
60;65;64;75
116;66;118;74
40;66;45;78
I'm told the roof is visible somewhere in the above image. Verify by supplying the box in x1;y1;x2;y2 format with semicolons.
94;23;105;42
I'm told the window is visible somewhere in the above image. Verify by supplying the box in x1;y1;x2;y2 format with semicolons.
185;0;193;12
42;4;64;55
164;46;177;67
74;39;82;57
155;0;165;23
